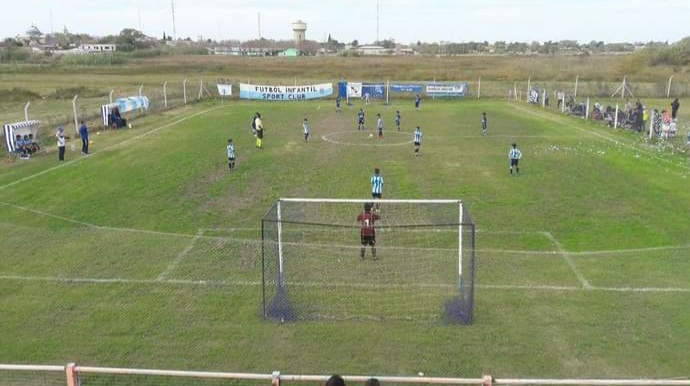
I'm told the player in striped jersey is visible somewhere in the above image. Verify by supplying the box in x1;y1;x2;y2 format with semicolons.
357;109;365;130
303;118;310;142
508;143;522;175
413;126;422;156
226;138;236;171
481;112;488;136
370;168;384;212
357;202;381;260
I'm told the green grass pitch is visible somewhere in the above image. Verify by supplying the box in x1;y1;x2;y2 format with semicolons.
0;99;689;378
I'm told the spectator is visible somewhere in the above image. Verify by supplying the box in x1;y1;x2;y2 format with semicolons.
28;134;39;151
326;375;346;386
255;113;264;149
56;126;68;161
642;107;649;132
671;98;680;120
79;120;89;154
21;135;33;154
14;134;24;155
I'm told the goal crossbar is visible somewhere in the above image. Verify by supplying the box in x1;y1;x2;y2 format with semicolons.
279;198;462;204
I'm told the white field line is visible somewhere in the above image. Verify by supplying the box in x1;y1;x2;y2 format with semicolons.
0;274;688;293
3;204;690;257
156;229;204;281
542;231;593;289
0;105;226;192
321;132;413;147
510;104;689;173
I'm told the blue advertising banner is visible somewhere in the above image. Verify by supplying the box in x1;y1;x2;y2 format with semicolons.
390;84;424;93
362;83;385;99
240;83;333;101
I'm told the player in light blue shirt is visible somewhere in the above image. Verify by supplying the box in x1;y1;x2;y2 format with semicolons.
226;138;236;171
303;118;310;142
413;126;422;157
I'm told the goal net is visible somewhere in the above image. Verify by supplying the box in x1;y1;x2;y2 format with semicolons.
261;198;475;324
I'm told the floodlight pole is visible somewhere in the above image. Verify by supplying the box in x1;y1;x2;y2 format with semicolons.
667;75;673;98
24;101;30;121
109;89;114;104
72;95;79;134
183;78;188;104
163;82;168;109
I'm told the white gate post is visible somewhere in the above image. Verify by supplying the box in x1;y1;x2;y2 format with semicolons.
542;90;546;108
198;78;203;100
24;101;30;121
574;75;579;99
72;95;79;133
667;75;673;98
585;98;590;120
163;81;168;109
526;76;531;104
614;104;619;128
649;109;655;139
477;77;481;99
138;84;143;97
183;78;188;104
109;89;114;104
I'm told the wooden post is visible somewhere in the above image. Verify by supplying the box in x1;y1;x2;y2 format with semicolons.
667;75;673;98
198;78;203;100
65;363;78;386
477;76;481;99
24;101;30;121
138;84;143;97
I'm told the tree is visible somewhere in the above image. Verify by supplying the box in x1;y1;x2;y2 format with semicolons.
116;28;146;51
350;39;359;47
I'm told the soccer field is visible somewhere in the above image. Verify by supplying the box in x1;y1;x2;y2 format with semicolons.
0;99;689;378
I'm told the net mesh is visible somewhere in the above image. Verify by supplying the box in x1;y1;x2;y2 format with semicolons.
0;369;65;386
261;200;474;324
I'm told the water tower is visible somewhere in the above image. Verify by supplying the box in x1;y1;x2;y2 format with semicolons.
292;20;307;44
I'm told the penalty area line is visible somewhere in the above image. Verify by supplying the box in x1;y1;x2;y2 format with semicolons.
0;274;688;293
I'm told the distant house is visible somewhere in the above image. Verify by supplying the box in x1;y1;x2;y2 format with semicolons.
355;45;388;56
212;46;242;55
80;44;117;53
278;48;300;57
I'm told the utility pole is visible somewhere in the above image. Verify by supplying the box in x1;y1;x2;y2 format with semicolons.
376;0;380;42
171;0;177;40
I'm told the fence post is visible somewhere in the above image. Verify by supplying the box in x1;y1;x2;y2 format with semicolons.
585;97;590;120
163;81;168;109
24;101;30;121
183;78;188;104
109;89;114;104
477;77;481;99
65;363;78;386
72;95;79;133
526;76;531;104
614;104;619;128
513;83;517;101
198;78;203;100
138;84;143;97
542;89;546;108
667;75;673;98
649;109;655;139
385;78;390;105
574;75;579;99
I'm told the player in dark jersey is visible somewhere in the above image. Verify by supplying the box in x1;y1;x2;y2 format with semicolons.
357;109;365;130
395;110;401;131
357;202;381;260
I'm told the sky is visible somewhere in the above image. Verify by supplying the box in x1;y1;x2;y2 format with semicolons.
2;0;689;44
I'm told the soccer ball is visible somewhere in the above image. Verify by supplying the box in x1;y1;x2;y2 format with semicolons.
128;123;132;129
368;133;374;138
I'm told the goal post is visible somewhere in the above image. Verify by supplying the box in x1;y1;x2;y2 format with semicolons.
261;198;475;324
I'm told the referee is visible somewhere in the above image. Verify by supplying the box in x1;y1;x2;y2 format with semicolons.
508;143;522;175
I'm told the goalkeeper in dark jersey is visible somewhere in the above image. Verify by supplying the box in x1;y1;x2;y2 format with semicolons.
357;202;381;260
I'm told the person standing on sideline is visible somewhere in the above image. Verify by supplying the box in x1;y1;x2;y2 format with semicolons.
255;113;264;149
56;126;68;161
357;109;365;130
508;143;522;175
481;112;488;136
370;167;384;212
415;94;421;110
226;138;236;171
78;120;89;154
376;113;384;139
395;110;401;131
413;126;423;156
302;118;310;142
671;98;680;120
